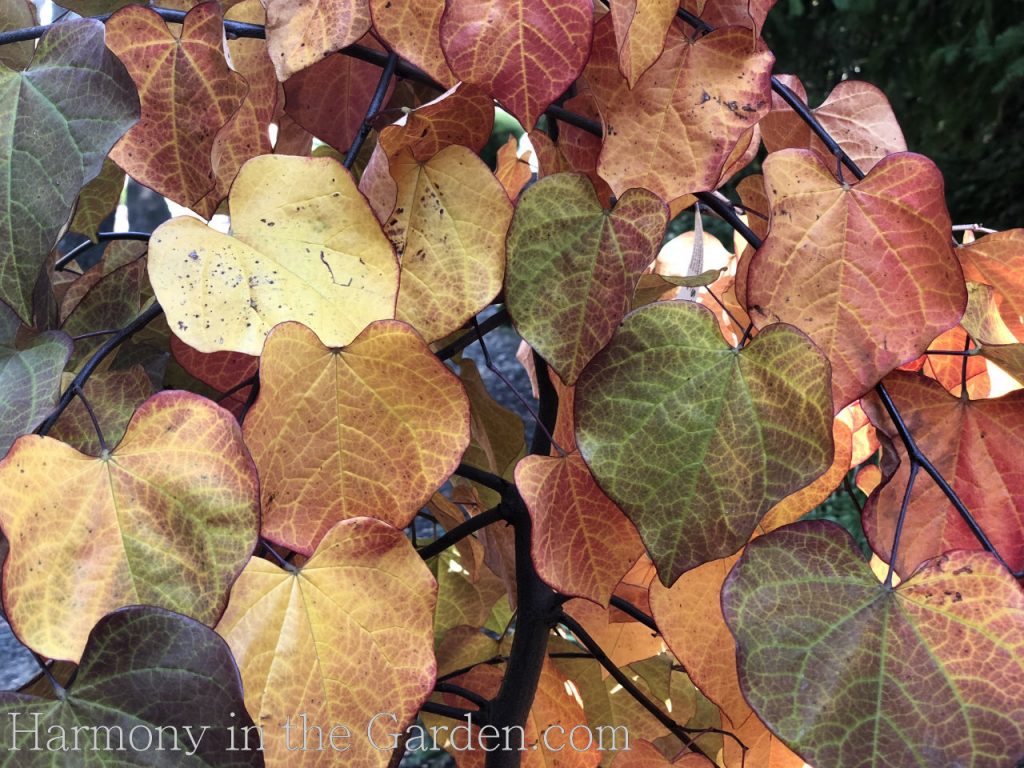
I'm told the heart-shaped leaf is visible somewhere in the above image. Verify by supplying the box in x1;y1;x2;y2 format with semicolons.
575;301;833;584
0;391;259;661
0;18;139;320
722;520;1024;768
0;606;263;766
505;173;669;384
243;321;470;554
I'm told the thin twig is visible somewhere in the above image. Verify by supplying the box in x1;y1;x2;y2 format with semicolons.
344;51;398;169
473;318;564;456
215;373;259;403
74;384;108;453
452;463;509;494
35;303;164;436
419;701;480;723
434;682;490;710
884;463;919;589
434;308;510;362
558;613;732;760
418;504;507;560
609;595;658;633
55;231;152;272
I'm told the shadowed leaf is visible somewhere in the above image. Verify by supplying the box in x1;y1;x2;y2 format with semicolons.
575;301;833;583
722;520;1024;768
958;229;1024;340
0;606;263;766
69;159;125;242
0;316;72;458
0;18;139;321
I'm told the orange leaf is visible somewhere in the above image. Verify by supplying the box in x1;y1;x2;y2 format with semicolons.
611;739;715;766
439;0;594;129
517;451;644;606
681;0;777;37
369;0;456;87
761;74;907;173
586;16;773;201
243;321;470;554
216;518;437;766
959;229;1024;340
193;0;278;217
495;135;534;199
564;598;664;669
381;145;513;342
610;0;678;87
0;392;259;661
649;553;805;768
863;370;1024;576
265;0;370;80
379;84;496;163
106;3;248;212
746;149;966;410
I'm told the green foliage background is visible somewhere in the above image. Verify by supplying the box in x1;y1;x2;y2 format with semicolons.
765;0;1024;228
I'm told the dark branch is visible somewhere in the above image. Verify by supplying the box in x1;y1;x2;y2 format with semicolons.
558;613;729;760
434;307;510;362
452;462;509;494
418;503;507;561
344;51;398;170
419;701;481;724
35;303;164;436
55;231;152;272
434;681;490;710
609;595;658;633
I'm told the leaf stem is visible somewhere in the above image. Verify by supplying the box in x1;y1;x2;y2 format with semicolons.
434;307;509;362
883;462;919;589
55;231;152;272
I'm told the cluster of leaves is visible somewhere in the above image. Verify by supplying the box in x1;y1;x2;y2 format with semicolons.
0;0;1022;767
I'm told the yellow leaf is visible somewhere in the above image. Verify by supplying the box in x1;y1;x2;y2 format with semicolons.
149;154;399;355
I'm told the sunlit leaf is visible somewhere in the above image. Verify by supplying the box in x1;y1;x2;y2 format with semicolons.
862;370;1024;577
506;173;669;384
563;599;663;670
958;229;1024;340
265;0;370;80
576;300;833;583
0;391;259;661
585;16;773;201
0;606;262;766
610;0;678;88
105;4;247;213
381;145;512;343
439;0;593;129
746;149;966;410
761;74;907;172
0;18;139;321
243;321;469;554
216;518;437;767
722;520;1024;768
611;740;715;766
149;154;399;355
494;135;533;199
516;451;644;606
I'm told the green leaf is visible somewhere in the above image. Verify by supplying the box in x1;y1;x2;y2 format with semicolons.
0;606;263;766
722;520;1024;768
0;19;139;321
575;301;833;584
505;173;669;384
0;303;72;458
